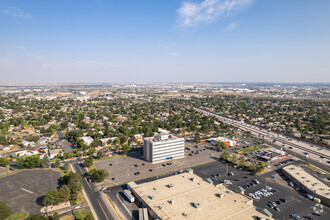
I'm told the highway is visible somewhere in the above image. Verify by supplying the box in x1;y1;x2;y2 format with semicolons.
193;106;330;170
72;163;118;220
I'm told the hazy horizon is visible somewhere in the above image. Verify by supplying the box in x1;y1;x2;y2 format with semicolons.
1;0;330;83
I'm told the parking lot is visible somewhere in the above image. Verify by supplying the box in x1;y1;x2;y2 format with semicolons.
108;158;329;220
0;169;62;214
94;142;220;187
192;160;329;219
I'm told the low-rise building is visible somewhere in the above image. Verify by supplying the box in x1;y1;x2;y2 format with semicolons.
80;136;93;146
208;137;236;147
282;165;330;207
49;149;60;159
128;172;270;220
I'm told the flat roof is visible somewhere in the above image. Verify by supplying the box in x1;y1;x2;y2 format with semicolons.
144;134;184;143
129;173;270;220
283;165;330;199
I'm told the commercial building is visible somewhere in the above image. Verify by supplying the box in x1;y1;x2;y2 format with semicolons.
208;137;236;147
143;134;184;163
282;165;330;207
128;172;270;220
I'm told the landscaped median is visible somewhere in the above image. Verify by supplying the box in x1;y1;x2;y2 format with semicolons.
6;212;28;220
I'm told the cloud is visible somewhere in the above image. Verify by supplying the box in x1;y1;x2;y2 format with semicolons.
159;43;181;57
227;21;239;30
0;7;31;19
13;46;25;50
0;44;25;50
165;51;181;57
177;0;254;27
0;57;11;63
27;54;48;60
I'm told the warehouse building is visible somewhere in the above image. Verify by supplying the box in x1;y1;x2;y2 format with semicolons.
143;134;184;163
127;171;271;220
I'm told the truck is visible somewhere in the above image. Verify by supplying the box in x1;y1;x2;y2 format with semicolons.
123;189;135;203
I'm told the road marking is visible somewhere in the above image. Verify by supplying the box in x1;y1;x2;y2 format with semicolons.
21;187;34;194
78;165;92;188
97;198;110;220
116;192;133;219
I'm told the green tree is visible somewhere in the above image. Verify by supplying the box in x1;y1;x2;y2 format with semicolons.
88;168;109;183
83;158;93;167
59;185;70;202
42;155;49;168
24;155;41;168
113;138;120;145
219;141;228;150
83;212;94;220
120;136;127;144
220;150;230;161
230;154;238;164
43;189;61;206
194;133;201;143
53;212;59;220
60;121;69;130
0;157;10;167
16;157;25;167
122;144;130;155
239;157;246;168
0;201;12;220
54;159;60;168
249;163;257;173
66;172;82;200
96;151;103;159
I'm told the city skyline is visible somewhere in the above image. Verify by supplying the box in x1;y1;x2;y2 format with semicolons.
1;0;330;83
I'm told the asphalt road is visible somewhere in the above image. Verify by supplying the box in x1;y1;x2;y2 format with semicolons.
72;163;118;220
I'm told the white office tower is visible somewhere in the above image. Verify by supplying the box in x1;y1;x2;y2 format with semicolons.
143;134;185;163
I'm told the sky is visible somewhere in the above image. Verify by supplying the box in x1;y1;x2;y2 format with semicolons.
0;0;330;84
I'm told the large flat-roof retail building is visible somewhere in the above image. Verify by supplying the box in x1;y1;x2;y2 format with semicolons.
143;134;184;163
282;165;330;207
128;172;271;220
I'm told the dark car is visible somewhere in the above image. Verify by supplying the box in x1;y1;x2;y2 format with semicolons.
109;163;112;166
134;164;138;167
279;198;286;203
142;163;146;166
162;164;166;166
149;169;153;172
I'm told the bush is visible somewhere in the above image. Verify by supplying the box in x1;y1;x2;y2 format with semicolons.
26;214;48;220
0;201;12;220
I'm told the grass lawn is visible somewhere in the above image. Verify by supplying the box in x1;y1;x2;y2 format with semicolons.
59;214;74;220
75;210;94;220
6;212;28;220
76;191;87;203
241;146;268;154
